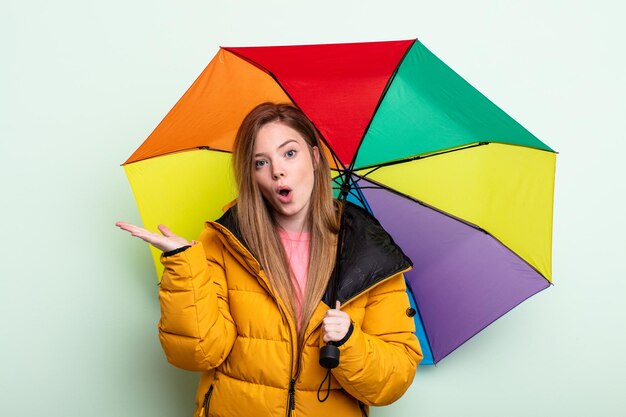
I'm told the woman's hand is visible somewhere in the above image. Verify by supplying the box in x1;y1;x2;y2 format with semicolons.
322;301;351;344
115;222;191;253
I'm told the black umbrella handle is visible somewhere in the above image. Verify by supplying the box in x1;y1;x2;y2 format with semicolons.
319;344;340;369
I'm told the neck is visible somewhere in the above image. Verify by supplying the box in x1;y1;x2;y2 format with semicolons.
275;213;310;233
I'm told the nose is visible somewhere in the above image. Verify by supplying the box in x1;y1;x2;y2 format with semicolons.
271;162;285;180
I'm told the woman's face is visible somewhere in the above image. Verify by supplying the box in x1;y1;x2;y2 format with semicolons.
253;121;319;232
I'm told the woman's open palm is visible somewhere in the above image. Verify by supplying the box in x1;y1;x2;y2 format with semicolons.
115;222;190;252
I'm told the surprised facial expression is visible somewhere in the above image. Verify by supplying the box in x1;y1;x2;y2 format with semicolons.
253;121;320;232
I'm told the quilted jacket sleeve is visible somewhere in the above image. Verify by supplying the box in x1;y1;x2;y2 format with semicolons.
157;229;237;371
332;272;423;406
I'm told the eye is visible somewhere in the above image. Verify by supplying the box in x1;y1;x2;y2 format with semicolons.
285;149;296;158
255;159;267;168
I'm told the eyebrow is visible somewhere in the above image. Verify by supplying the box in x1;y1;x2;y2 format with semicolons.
254;139;298;158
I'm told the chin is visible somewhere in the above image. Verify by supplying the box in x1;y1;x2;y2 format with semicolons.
278;206;305;218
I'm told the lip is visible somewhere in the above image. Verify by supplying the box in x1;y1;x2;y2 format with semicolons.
276;186;293;204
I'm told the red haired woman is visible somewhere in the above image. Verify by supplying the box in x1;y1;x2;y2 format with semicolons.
117;103;422;417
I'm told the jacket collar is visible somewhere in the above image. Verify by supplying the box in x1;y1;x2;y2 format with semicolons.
214;201;412;305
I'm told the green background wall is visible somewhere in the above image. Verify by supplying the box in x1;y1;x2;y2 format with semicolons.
2;0;625;415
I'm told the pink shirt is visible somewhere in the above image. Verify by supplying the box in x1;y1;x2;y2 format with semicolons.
278;228;311;327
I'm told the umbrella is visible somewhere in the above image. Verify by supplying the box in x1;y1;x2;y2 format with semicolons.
122;39;556;365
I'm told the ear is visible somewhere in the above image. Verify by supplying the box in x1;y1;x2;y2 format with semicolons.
311;146;320;169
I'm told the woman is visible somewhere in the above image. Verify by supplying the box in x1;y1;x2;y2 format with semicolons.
117;103;422;417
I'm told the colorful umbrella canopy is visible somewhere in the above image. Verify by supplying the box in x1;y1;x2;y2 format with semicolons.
123;39;556;365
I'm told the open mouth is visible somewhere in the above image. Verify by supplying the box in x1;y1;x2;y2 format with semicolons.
276;187;292;202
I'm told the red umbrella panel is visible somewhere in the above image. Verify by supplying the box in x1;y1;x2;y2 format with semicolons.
123;39;556;364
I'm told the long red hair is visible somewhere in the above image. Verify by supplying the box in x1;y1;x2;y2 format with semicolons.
232;103;340;339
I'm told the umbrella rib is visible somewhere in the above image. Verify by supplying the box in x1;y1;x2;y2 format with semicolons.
354;173;552;284
348;38;418;169
223;47;348;173
330;148;348;172
355;141;559;174
331;183;371;208
353;173;485;230
333;185;381;190
353;184;372;211
355;142;490;174
122;146;233;166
